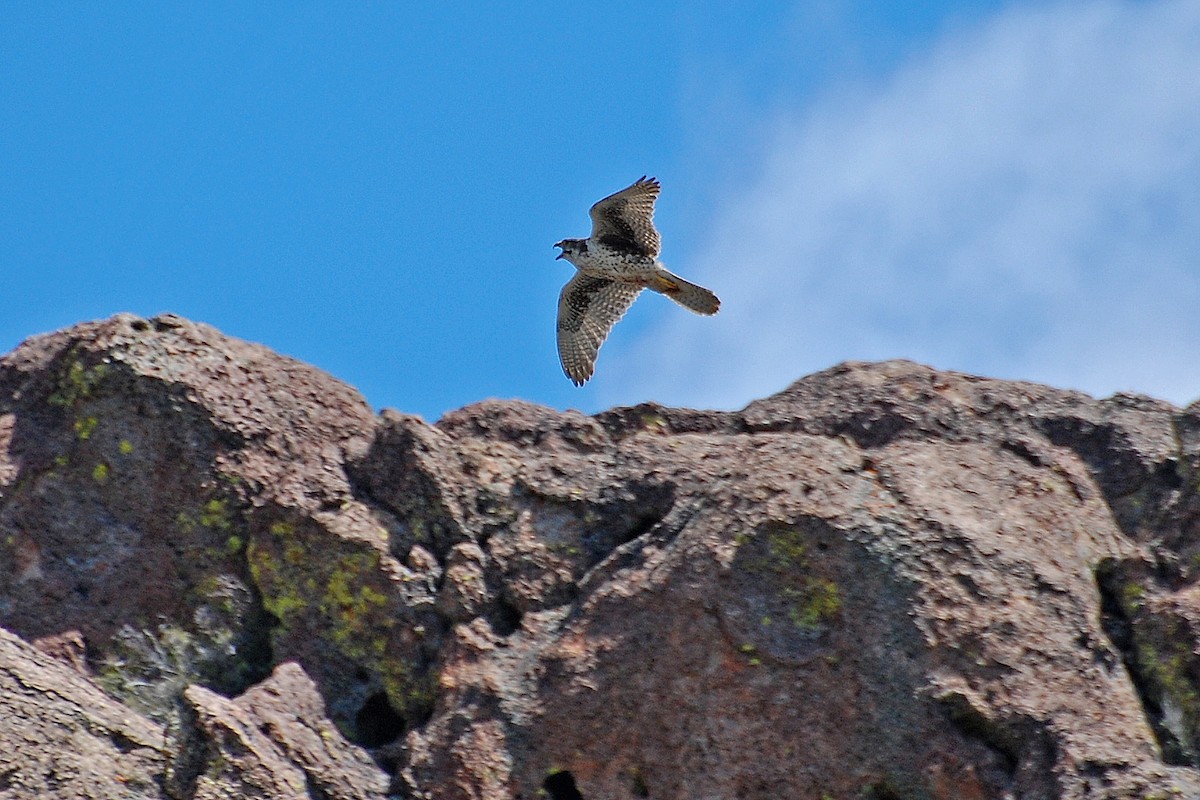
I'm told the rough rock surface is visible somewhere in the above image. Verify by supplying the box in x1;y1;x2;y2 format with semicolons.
2;313;1200;799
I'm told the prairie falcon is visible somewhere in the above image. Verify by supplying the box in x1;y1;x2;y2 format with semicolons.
553;176;720;386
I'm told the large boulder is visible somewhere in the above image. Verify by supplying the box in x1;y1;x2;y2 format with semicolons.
2;315;1200;799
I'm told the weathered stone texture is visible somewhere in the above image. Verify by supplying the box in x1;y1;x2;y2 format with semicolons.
2;315;1200;799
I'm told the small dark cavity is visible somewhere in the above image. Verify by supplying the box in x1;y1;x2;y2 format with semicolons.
1155;459;1183;489
1000;438;1047;468
354;691;406;747
625;510;663;543
489;597;523;637
542;770;584;800
864;781;905;800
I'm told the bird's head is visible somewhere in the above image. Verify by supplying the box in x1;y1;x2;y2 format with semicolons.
554;238;586;265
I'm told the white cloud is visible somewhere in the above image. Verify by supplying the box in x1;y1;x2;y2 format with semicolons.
604;0;1200;410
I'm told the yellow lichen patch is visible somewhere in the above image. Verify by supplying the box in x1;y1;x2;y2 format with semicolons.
783;578;842;630
74;416;99;440
1122;582;1147;612
246;516;439;723
176;511;197;534
49;359;109;408
1137;636;1200;755
738;524;843;633
199;499;233;531
119;439;135;455
319;551;392;654
639;411;668;433
247;539;310;624
92;462;110;483
765;526;809;566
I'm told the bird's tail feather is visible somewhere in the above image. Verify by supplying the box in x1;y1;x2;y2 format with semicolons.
651;270;720;315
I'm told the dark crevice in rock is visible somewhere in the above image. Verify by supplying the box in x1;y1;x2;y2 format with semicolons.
355;690;406;748
489;596;524;637
1156;458;1184;490
863;781;907;800
999;437;1048;468
105;728;143;755
209;580;277;700
575;501;698;601
831;407;918;448
939;694;1064;796
542;769;584;800
582;483;675;565
1095;560;1189;765
302;770;331;800
164;698;211;800
938;691;1019;778
621;509;666;544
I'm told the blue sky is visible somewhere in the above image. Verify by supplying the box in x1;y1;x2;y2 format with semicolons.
3;2;1198;421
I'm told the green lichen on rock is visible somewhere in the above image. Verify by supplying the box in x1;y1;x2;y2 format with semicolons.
765;526;808;566
49;357;109;408
199;498;233;531
176;510;197;534
247;517;437;723
1123;581;1148;611
1107;573;1200;766
176;497;238;538
782;577;842;630
74;415;99;440
741;525;843;633
320;550;391;652
1134;633;1200;764
247;536;312;624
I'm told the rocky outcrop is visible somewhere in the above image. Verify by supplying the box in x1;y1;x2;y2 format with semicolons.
2;313;1200;799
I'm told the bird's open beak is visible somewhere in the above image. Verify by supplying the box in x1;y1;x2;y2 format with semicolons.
553;242;565;260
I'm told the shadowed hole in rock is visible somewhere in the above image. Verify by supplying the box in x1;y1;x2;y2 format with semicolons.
1155;459;1183;489
938;691;1019;777
624;510;664;542
580;482;676;565
630;770;649;797
864;781;905;800
489;597;523;637
355;691;406;747
542;770;584;800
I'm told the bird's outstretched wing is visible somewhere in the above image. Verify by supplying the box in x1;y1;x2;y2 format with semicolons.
556;274;643;386
588;176;662;258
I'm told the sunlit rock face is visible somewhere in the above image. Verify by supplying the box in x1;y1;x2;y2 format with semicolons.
2;314;1200;800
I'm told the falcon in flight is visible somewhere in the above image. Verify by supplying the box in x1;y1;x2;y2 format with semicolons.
553;176;720;386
